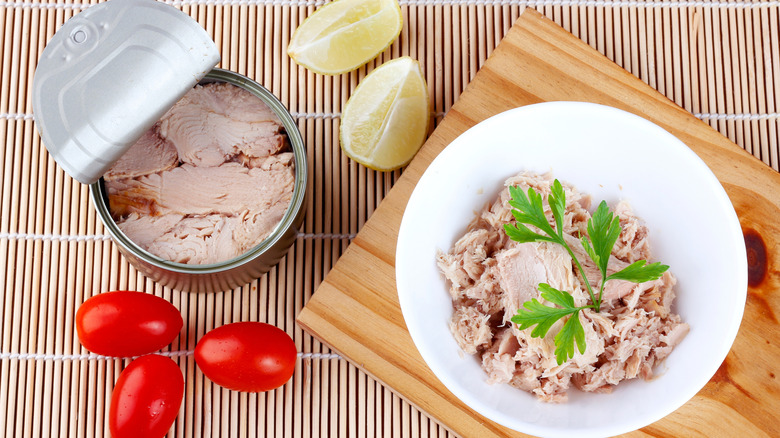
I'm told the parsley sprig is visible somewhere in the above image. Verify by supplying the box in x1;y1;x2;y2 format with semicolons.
503;180;669;365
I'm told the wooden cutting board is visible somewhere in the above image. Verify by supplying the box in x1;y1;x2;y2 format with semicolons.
297;9;780;438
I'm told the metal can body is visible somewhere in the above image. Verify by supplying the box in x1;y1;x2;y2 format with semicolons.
90;68;307;292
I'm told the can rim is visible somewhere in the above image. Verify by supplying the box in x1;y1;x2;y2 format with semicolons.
89;68;307;274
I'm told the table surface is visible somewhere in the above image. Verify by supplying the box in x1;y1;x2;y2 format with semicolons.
1;1;779;437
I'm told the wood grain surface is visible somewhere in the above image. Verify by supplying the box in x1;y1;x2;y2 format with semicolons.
297;8;780;438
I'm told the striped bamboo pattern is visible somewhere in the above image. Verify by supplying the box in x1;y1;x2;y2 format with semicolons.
1;0;778;437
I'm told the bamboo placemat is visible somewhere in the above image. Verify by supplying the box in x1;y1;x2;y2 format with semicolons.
1;1;778;437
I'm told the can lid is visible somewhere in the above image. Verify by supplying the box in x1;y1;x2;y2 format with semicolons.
32;0;220;184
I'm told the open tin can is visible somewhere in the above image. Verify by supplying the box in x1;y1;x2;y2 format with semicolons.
89;69;307;293
32;0;306;292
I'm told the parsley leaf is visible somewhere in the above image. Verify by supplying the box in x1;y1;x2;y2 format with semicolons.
511;298;574;339
579;200;622;308
547;179;566;239
583;201;621;274
554;310;587;365
503;223;554;244
503;179;671;366
538;283;575;308
511;284;589;364
608;260;669;283
507;185;560;242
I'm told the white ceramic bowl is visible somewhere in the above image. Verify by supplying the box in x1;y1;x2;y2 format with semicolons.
396;102;747;438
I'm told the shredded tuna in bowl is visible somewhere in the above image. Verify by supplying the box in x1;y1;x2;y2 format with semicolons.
395;102;746;437
90;69;307;293
438;171;689;403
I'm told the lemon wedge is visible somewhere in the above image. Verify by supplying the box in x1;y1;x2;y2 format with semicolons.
340;57;430;171
287;0;403;75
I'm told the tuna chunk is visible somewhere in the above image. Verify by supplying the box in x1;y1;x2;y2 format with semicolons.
116;212;184;248
104;124;178;181
159;82;287;167
482;328;520;384
146;214;250;264
118;203;293;265
612;200;652;263
121;214;240;264
106;159;294;218
496;242;581;321
450;306;492;355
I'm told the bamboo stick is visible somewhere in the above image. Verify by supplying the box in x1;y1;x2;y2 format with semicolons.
756;7;771;166
644;3;655;90
770;6;779;171
763;6;778;170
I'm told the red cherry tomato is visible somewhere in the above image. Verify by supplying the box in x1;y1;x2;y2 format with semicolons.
194;322;297;392
76;291;183;357
109;354;184;438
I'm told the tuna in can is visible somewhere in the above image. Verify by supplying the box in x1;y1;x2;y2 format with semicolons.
90;69;307;292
